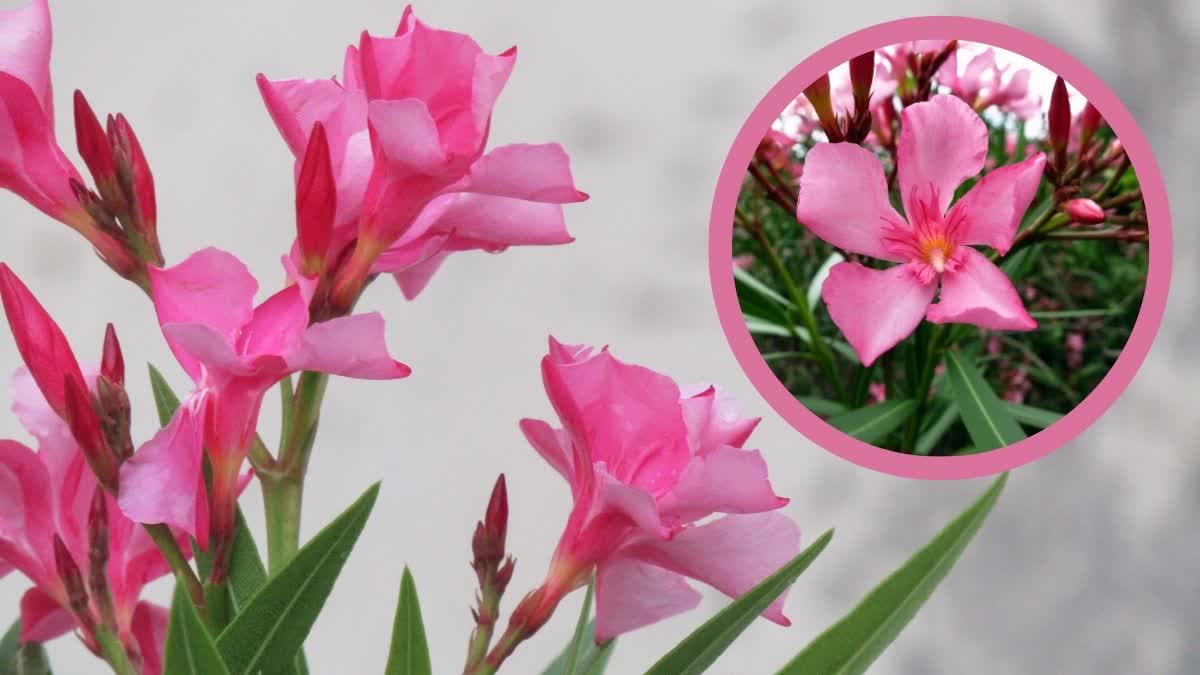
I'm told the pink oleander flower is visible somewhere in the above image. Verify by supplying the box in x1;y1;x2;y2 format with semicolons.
757;128;796;170
938;46;1041;120
796;95;1044;366
257;6;587;304
118;248;409;564
1;369;171;673
512;338;799;642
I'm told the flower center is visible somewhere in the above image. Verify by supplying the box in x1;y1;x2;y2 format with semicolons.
919;234;953;273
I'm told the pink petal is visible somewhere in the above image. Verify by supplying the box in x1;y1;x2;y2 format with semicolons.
453;143;587;203
679;385;759;454
0;73;79;218
540;343;691;493
131;602;169;675
949;153;1046;254
118;402;206;537
795;142;905;261
926;247;1036;330
367;98;447;172
659;446;788;522
149;248;257;380
0;439;54;582
392;250;449;300
897;94;987;217
238;285;309;359
255;75;349;158
519;418;574;485
19;586;75;643
419;193;574;248
594;556;700;641
591;466;666;537
0;0;53;119
821;261;936;366
288;312;411;379
635;512;801;625
161;324;260;377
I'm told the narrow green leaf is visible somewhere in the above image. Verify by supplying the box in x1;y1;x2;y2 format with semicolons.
944;351;1025;451
826;400;916;446
541;618;614;675
1003;402;1062;429
914;402;960;456
164;585;231;675
743;316;793;338
148;363;181;425
384;567;432;675
806;252;844;310
797;397;848;418
1028;307;1122;320
777;474;1008;675
735;267;794;312
216;483;380;674
561;576;595;675
1;620;19;673
645;529;834;675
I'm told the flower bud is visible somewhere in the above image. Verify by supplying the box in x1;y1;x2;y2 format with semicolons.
1063;198;1106;225
803;73;843;142
73;91;117;193
1047;76;1071;171
63;373;120;493
472;474;510;574
95;374;134;463
54;534;95;633
87;491;118;630
108;114;160;263
296;123;336;277
849;51;875;111
1078;102;1103;155
101;323;124;386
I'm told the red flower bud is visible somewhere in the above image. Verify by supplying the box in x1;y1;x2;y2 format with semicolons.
803;73;843;142
101;323;124;386
63;374;119;493
0;265;89;420
296;123;336;277
849;51;875;111
54;534;94;632
1078;102;1103;155
1063;198;1106;225
87;491;118;630
1047;76;1071;170
473;474;509;568
109;113;159;254
73;90;116;189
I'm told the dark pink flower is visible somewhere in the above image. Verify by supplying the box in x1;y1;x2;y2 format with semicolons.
796;95;1043;365
514;338;798;641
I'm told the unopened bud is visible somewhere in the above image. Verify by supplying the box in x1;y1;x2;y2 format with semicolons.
95;375;133;463
108;114;161;265
803;73;843;142
54;535;95;632
63;374;119;493
87;491;118;630
472;474;510;573
1063;198;1106;225
68;178;119;234
849;51;875;111
101;323;124;386
296;123;336;277
1078;102;1103;155
73;91;117;193
1047;76;1071;172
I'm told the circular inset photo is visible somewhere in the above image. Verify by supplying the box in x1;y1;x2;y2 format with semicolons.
710;19;1171;477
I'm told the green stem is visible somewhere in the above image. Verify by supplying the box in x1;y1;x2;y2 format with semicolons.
262;370;329;572
94;627;136;675
203;581;231;632
143;523;205;616
742;218;847;401
463;571;502;672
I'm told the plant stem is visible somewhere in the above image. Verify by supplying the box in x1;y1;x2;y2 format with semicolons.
94;627;135;675
464;570;503;672
747;161;797;213
740;216;847;401
262;370;329;572
143;523;205;616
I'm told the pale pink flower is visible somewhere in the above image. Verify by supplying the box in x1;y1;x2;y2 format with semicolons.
2;370;171;673
257;6;587;300
796;95;1043;366
513;338;799;641
938;46;1041;120
118;248;409;554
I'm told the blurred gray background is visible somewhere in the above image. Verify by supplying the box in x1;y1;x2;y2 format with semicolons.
0;1;1195;673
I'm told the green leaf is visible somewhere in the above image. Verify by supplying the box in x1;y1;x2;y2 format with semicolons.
148;363;182;425
1;620;19;673
645;529;834;675
797;396;848;418
944;350;1025;451
541;620;614;675
826;400;916;446
735;267;794;315
807;252;844;310
561;576;594;675
216;483;380;674
777;474;1008;675
1003;402;1062;429
164;585;231;675
914;402;960;456
384;567;432;675
14;642;52;675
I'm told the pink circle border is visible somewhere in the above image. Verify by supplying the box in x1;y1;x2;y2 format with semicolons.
708;16;1173;479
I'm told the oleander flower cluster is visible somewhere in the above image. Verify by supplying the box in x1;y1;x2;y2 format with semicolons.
0;3;823;673
738;40;1146;455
